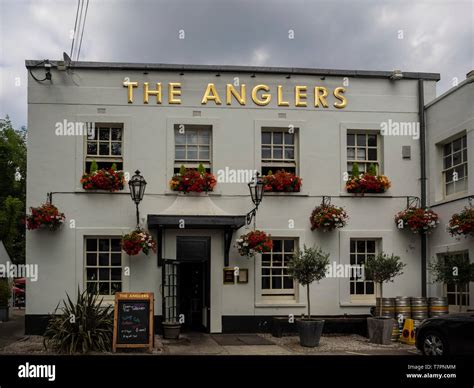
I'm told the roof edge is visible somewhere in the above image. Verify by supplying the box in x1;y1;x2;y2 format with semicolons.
25;60;441;81
425;76;474;109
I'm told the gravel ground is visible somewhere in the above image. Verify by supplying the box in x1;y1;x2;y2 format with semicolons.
260;333;416;354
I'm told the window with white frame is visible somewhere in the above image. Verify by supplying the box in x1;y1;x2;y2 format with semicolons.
350;239;376;298
442;134;468;196
441;251;470;307
85;237;122;296
261;128;297;175
174;124;212;172
85;124;123;173
347;132;380;174
261;238;296;297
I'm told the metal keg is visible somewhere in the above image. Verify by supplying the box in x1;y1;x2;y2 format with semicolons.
429;297;449;317
395;296;412;320
391;320;400;342
411;297;428;320
376;297;395;318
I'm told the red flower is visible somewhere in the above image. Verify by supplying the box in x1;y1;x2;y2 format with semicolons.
25;203;65;231
121;229;157;256
310;204;349;231
169;169;216;193
236;230;273;257
448;207;474;237
262;170;302;192
395;207;439;234
81;168;125;192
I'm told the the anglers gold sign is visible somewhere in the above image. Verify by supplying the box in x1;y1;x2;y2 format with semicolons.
123;81;347;109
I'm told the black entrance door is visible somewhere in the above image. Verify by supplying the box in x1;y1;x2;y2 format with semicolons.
176;237;210;332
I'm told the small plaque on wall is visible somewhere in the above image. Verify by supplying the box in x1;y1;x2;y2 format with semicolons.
223;268;235;284
237;269;248;284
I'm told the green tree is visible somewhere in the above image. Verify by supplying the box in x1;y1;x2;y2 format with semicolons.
351;162;360;178
430;254;474;312
0;116;27;263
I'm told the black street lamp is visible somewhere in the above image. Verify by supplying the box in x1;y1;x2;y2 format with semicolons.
129;170;147;228
246;172;265;226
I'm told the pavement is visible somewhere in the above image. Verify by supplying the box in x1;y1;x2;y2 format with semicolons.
0;308;25;349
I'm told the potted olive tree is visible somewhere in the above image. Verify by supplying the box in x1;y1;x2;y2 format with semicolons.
430;253;474;312
0;279;11;322
365;252;405;344
288;246;330;347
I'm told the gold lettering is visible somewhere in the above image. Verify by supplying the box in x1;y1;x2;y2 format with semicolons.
277;85;289;106
226;84;246;105
143;82;162;104
334;87;347;109
201;83;222;105
314;87;329;108
295;86;307;107
168;83;182;104
252;84;271;106
123;81;138;103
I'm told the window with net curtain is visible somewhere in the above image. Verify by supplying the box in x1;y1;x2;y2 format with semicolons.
174;124;212;173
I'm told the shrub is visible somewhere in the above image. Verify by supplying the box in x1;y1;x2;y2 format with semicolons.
0;279;11;306
43;287;113;354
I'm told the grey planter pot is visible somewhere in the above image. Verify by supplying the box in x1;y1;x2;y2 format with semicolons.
297;319;325;347
367;317;394;345
162;322;181;339
0;306;9;322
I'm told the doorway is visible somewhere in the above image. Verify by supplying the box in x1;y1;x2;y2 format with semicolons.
176;237;210;332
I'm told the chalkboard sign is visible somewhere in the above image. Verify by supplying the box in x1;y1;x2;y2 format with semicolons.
113;292;154;352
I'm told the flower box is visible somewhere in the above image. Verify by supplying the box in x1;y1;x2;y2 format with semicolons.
81;161;125;192
236;230;273;257
448;207;473;237
395;207;439;234
310;204;348;231
263;170;302;192
169;164;216;193
121;229;157;256
26;203;65;231
346;163;390;194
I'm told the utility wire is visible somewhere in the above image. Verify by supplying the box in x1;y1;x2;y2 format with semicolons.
69;0;81;58
74;0;85;61
76;0;89;62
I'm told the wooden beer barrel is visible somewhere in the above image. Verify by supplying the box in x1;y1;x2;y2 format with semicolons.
376;297;395;318
395;296;411;320
429;297;449;317
411;297;428;320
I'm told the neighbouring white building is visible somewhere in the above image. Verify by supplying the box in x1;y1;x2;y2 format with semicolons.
24;60;472;334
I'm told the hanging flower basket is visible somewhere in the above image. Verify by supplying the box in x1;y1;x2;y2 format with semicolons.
169;164;216;193
81;161;125;192
395;207;439;234
310;204;349;231
345;163;390;194
236;230;273;257
447;206;474;237
26;203;65;231
121;229;157;256
262;170;302;192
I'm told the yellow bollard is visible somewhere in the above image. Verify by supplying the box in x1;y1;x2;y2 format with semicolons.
400;318;416;345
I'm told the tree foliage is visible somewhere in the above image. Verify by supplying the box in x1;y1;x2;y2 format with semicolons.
365;252;405;284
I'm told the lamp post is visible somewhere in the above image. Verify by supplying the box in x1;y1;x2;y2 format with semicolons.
128;170;147;228
246;172;265;228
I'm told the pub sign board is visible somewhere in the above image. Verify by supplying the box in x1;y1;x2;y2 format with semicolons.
113;292;154;352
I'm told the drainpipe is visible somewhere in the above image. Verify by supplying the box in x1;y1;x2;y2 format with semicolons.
418;79;427;297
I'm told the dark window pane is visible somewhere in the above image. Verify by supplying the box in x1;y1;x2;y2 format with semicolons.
285;148;294;159
284;132;294;145
99;268;110;281
87;282;97;293
356;282;365;295
111;239;121;252
366;240;376;253
368;148;377;161
273;132;283;144
444;156;452;169
111;282;121;294
462;135;467;148
283;277;293;289
99;128;110;140
99;239;109;251
350;282;354;294
284;240;295;252
262;146;271;159
367;135;377;146
99;253;109;266
366;282;374;294
273;146;283;159
111;268;121;281
262;132;271;144
272;277;282;289
99;143;109;155
111;142;122;156
452;151;461;166
262;268;270;276
86;239;97;251
262;254;271;266
87;142;97;155
347;134;355;146
347;147;355;159
443;143;451;156
284;254;294;265
262;277;270;289
357;255;366;265
357;134;366;146
86;268;97;281
272;254;283;266
271;269;282;276
463;149;467;162
86;253;96;266
111;253;121;266
356;240;365;252
446;283;455;292
453;138;462;152
272;240;282;252
99;282;109;295
111;128;122;141
350;254;356;265
350;240;355;252
447;294;455;305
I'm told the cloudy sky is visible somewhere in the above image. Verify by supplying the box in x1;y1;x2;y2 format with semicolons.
0;0;472;129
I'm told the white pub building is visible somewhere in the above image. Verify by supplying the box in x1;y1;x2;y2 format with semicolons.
25;60;473;334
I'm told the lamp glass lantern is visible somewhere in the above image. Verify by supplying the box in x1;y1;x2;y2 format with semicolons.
248;172;264;208
129;170;147;227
